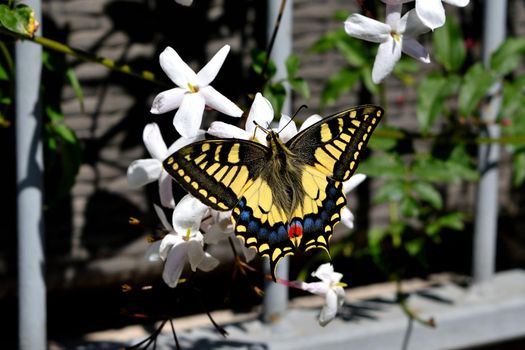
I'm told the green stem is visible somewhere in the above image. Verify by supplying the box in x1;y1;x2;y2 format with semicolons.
0;27;168;87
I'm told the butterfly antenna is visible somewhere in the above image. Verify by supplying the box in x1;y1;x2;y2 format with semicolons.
277;104;308;134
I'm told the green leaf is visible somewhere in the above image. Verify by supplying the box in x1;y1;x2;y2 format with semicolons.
490;37;525;76
335;35;368;67
310;30;341;53
360;153;406;179
432;15;466;72
412;155;458;182
333;9;351;21
405;238;425;257
0;61;9;80
416;75;448;133
458;63;496;117
512;150;525;187
369;126;398;151
425;212;464;237
320;68;360;106
412;181;443;209
285;54;300;78
445;145;479;181
251;49;276;78
0;4;36;36
400;196;420;218
66;67;84;112
263;82;285;116
289;77;310;100
374;179;405;204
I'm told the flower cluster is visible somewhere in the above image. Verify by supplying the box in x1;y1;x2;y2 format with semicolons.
127;44;366;326
344;0;469;83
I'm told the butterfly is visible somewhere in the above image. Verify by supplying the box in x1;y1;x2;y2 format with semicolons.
163;105;383;280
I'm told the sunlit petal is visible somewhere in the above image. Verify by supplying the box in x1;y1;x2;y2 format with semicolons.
196;45;230;86
341;207;355;229
143;123;167;160
166;130;206;155
162;241;189;288
159;46;197;87
372;37;402;83
174;93;206;138
403;9;432;36
416;0;446;30
197;251;220;272
158;171;175;208
343;173;367;193
276;114;298;142
150;88;185;114
159;234;184;260
208;121;251;139
172;195;209;234
299;114;323;131
154;203;173;231
246;93;274;136
319;290;339;326
199;86;243;117
145;240;162;262
187;240;205;271
344;14;391;43
443;0;469;6
127;159;162;188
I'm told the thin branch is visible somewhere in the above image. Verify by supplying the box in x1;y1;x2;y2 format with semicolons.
0;27;168;87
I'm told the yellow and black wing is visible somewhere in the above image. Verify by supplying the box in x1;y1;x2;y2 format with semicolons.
287;104;383;182
287;105;383;252
163;139;267;211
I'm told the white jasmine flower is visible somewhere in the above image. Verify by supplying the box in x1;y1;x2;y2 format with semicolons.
127;123;205;208
341;173;367;229
289;263;346;326
345;4;430;83
382;0;470;30
146;196;219;288
175;0;193;6
151;45;243;138
208;92;322;144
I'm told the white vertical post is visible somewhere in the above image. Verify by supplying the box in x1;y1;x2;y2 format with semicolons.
472;1;506;285
16;1;46;348
262;0;293;324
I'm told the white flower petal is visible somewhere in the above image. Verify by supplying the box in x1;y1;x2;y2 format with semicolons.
208;121;250;139
443;0;469;6
344;14;391;43
416;0;446;30
143;123;167;160
341;207;355;229
199;86;243;117
299;114;323;131
174;93;206;138
300;281;330;296
127;159;162;188
162;241;189;288
246;93;274;136
196;45;230;87
403;38;431;63
150;88;185;114
159;234;184;260
343;173;367;194
172;194;209;234
275;114;298;142
319;290;339;326
159;47;197;88
197;251;220;272
403;9;432;36
385;4;402;29
372;37;402;83
166;130;206;155
312;263;343;283
187;240;206;271
158;171;175;208
154;203;173;231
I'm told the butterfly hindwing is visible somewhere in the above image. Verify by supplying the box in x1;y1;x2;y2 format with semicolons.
163;139;267;211
287;105;383;181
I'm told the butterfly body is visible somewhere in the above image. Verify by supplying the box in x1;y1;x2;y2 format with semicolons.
163;105;383;278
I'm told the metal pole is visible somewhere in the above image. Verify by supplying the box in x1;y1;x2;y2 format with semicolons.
16;0;46;348
262;0;292;324
472;1;506;285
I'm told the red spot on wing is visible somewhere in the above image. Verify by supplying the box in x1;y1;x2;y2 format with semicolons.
288;222;303;239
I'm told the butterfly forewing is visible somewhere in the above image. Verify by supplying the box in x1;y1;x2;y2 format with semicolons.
163;139;268;211
287;105;383;181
